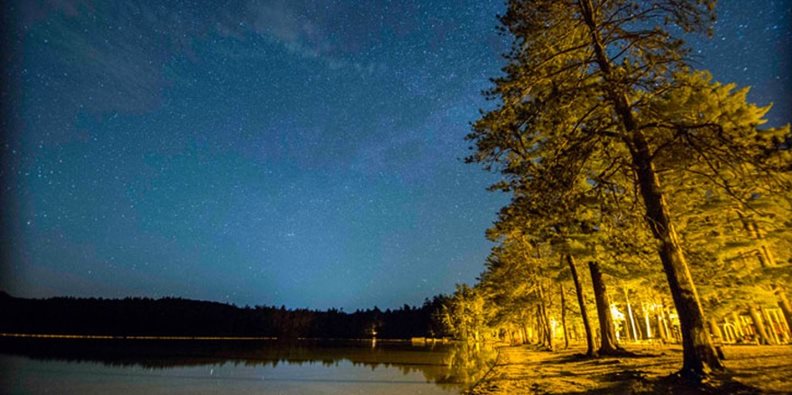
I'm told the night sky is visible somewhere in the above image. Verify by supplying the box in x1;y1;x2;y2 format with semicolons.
1;1;790;310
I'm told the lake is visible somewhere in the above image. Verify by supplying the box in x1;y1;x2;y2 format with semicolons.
0;338;495;394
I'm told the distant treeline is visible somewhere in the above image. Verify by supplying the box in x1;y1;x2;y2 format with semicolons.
0;291;450;339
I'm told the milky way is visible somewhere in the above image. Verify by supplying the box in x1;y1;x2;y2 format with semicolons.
1;0;789;309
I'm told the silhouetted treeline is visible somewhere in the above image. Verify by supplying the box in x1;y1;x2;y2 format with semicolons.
0;291;450;339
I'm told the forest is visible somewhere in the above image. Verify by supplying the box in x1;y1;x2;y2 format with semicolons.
441;0;792;384
0;291;449;340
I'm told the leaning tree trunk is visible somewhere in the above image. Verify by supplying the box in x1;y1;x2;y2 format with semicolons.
629;134;724;377
775;287;792;335
709;318;723;341
748;305;772;345
577;0;723;378
588;261;623;354
566;254;595;357
622;110;722;375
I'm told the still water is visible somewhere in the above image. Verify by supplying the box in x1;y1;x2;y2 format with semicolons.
0;339;495;394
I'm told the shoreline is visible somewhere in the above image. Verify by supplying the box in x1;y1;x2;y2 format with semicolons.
0;332;450;343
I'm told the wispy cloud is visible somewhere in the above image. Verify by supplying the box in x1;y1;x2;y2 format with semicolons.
10;0;394;116
221;0;387;73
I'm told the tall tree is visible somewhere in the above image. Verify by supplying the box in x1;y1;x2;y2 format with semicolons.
487;188;602;355
467;0;789;380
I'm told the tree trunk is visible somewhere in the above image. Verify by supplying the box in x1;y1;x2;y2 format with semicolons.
577;0;723;378
709;318;723;341
561;283;569;349
643;304;652;340
657;311;669;343
731;312;744;339
536;305;550;349
567;254;595;356
774;286;792;336
632;308;644;340
739;214;791;340
588;261;622;354
633;133;723;379
632;136;723;376
538;284;553;350
624;288;638;342
762;307;781;344
736;213;777;268
748;305;772;345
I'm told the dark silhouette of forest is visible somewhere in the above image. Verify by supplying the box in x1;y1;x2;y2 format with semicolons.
0;291;450;339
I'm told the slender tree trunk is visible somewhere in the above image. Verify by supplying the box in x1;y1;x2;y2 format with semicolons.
577;0;723;378
567;254;595;356
748;305;772;345
561;283;569;349
632;307;644;340
530;319;538;344
624;288;638;342
538;284;553;350
762;307;781;344
737;213;777;268
657;311;669;342
643;304;652;340
731;312;744;338
588;261;622;354
738;215;791;340
536;305;549;349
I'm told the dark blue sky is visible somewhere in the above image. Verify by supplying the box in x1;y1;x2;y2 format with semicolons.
1;1;790;309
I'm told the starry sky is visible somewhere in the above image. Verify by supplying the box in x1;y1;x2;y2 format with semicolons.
1;1;790;310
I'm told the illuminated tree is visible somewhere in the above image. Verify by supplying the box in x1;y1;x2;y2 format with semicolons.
668;177;792;343
477;231;560;349
442;284;489;342
467;0;790;380
487;181;606;356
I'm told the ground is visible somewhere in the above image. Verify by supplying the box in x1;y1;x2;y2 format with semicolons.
469;344;792;394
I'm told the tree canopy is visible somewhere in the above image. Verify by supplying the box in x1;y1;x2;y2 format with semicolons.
461;0;790;381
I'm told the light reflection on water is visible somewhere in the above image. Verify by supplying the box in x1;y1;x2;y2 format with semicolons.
0;339;496;394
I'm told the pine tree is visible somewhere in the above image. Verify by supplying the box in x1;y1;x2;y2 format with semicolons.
467;0;790;380
488;175;616;355
478;232;561;349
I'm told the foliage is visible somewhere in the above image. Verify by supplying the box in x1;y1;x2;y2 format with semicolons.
0;292;452;339
454;0;791;379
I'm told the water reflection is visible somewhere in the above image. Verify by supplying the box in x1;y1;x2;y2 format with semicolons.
439;341;498;386
0;338;497;391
